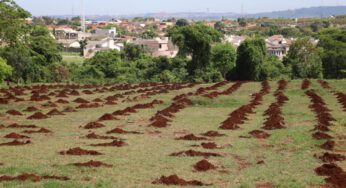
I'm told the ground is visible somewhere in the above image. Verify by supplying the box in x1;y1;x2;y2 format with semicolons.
0;80;345;188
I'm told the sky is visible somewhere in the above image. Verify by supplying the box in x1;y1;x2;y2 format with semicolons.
16;0;345;16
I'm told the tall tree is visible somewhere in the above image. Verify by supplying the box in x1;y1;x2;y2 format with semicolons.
211;43;236;79
0;57;12;83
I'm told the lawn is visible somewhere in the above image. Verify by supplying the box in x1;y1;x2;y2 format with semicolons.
61;52;85;65
0;80;345;188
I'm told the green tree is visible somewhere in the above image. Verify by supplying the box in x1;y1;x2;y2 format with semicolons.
85;50;122;78
235;38;267;80
79;39;88;56
0;57;12;82
175;19;189;27
121;43;146;61
283;38;323;79
211;43;236;79
214;21;226;33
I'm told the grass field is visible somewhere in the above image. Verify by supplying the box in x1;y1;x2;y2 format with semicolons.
0;80;345;188
61;52;85;65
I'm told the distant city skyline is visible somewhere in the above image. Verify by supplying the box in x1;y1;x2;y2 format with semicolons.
16;0;345;16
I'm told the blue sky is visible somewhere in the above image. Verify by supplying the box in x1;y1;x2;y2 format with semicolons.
16;0;344;16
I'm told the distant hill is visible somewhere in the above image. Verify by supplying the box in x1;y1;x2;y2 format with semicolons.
49;6;346;21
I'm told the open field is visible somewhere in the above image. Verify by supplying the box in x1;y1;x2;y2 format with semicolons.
0;80;345;188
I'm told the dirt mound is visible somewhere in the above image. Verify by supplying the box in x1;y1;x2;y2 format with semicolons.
201;142;219;149
302;79;311;90
23;128;52;134
313;132;333;140
152;175;207;186
73;160;112;168
325;172;346;188
201;131;225;137
6;109;23;116
107;128;141;134
105;100;117;105
73;98;89;103
0;173;40;182
0;140;31;146
176;134;208;141
85;132;119;140
249;130;271;139
170;150;221;157
63;106;77;112
23;106;39;112
47;109;65;116
4;133;30;139
42;175;70;181
319;153;346;163
90;140;127;147
98;113;118;121
59;147;103;155
84;122;105;129
320;141;335;150
193;159;217;171
27;112;48;120
93;98;104;102
315;163;344;176
56;99;69;104
7;123;38;129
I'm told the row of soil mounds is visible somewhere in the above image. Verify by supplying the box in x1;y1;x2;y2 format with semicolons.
334;92;346;112
318;80;332;89
0;173;69;182
203;82;244;99
152;175;210;186
306;90;346;188
301;79;311;90
220;81;270;130
112;99;163;117
262;80;289;131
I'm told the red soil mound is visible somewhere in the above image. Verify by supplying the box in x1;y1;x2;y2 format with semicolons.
73;98;89;103
59;147;103;155
6;109;23;116
249;130;271;139
90;140;127;147
315;163;344;176
27;112;48;120
152;175;207;186
313;132;333;140
320;141;335;150
4;133;30;139
170;150;221;157
302;79;311;90
0;140;31;146
105;100;117;105
176;134;208;141
73;160;112;168
63;106;77;112
47;109;65;116
201;142;219;149
98;113;118;121
0;173;40;182
93;98;104;102
319;153;346;163
106;128;141;134
7;123;38;129
42;175;70;181
56;99;69;104
23;106;39;112
84;122;105;129
193;159;217;171
23;128;52;134
85;132;120;140
325;172;346;188
201;131;225;137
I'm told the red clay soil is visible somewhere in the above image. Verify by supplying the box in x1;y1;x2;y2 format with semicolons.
176;134;208;141
105;100;117;105
193;159;217;171
152;175;207;186
302;79;311;90
73;98;89;103
73;160;112;168
106;128;141;134
93;98;104;102
56;99;69;104
63;106;77;112
0;140;31;146
315;163;344;176
23;128;52;134
98;113;118;121
6;109;23;116
27;112;49;120
256;182;274;188
170;150;221;157
42;175;70;181
320;141;335;150
4;133;30;139
150;115;170;128
23;106;39;112
319;153;346;163
201;142;219;149
59;147;103;155
325;172;346;188
85;132;120;140
201;131;225;137
7;123;38;129
313;132;333;140
0;173;41;182
84;122;105;129
249;130;271;139
335;92;346;112
47;109;65;116
318;80;332;89
90;140;127;147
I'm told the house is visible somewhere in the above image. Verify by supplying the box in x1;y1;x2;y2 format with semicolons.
94;27;117;39
131;37;178;58
84;37;123;58
266;35;293;59
224;35;247;47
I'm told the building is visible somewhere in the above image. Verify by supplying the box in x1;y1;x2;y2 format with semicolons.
131;37;178;58
94;27;117;39
266;35;293;59
224;35;247;47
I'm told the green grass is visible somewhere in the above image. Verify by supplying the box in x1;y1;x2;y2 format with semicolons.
61;52;85;65
0;80;345;187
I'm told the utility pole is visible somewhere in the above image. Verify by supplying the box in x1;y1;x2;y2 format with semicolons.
81;0;85;32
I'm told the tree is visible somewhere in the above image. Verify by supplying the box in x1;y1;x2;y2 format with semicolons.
283;38;323;79
318;28;346;78
0;57;12;82
168;24;222;75
121;43;146;61
214;21;226;33
175;19;189;27
79;39;88;56
85;50;122;78
238;18;247;27
140;29;157;39
211;43;236;79
235;38;267;81
0;0;31;46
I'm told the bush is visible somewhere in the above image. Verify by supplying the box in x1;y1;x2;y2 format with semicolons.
0;57;13;83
